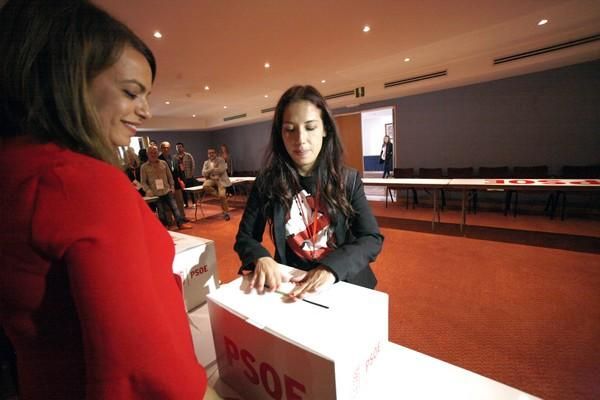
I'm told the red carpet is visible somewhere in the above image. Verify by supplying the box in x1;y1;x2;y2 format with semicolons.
182;196;600;400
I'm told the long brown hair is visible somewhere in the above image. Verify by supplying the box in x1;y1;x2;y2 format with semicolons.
259;85;354;222
0;0;156;165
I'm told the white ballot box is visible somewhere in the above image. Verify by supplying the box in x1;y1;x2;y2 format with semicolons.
169;231;219;311
188;303;217;368
207;274;389;400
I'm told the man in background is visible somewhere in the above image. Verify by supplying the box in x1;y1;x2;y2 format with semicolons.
141;146;192;230
202;148;231;221
176;142;196;207
159;141;187;221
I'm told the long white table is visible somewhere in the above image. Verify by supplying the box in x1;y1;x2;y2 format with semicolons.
449;178;600;231
194;176;256;185
363;178;450;229
190;305;540;399
363;177;600;231
186;177;256;220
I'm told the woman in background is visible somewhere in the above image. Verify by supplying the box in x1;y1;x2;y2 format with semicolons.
234;85;383;298
0;1;216;398
380;135;393;178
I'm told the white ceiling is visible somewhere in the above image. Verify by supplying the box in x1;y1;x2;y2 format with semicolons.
94;0;600;131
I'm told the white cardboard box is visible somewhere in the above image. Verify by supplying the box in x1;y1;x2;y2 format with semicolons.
188;303;217;368
169;231;219;311
207;275;388;400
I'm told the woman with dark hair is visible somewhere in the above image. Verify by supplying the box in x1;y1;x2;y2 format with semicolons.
380;135;393;178
0;1;213;398
234;85;383;298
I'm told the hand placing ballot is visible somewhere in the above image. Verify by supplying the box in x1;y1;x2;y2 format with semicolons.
241;262;335;306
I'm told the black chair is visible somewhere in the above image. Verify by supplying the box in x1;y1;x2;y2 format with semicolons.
508;165;549;217
476;166;511;214
447;167;476;212
386;168;418;208
418;168;446;209
551;165;600;219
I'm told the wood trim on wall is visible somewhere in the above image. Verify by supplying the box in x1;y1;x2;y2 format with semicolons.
335;113;363;174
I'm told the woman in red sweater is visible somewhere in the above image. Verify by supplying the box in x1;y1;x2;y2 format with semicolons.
0;1;214;398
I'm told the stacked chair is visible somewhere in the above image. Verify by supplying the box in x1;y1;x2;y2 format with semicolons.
385;168;418;208
418;168;446;210
550;165;600;220
447;167;476;213
507;165;549;217
476;166;511;214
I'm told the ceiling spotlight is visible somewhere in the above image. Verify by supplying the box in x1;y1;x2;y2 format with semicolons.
223;105;228;109
537;19;548;26
264;62;271;69
264;94;269;98
164;101;170;105
404;57;411;62
321;79;326;83
192;114;196;118
153;31;162;39
362;25;370;33
204;85;210;91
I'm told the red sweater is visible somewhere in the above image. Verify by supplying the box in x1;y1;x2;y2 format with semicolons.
0;140;207;399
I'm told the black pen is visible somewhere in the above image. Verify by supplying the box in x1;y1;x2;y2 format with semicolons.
265;285;330;309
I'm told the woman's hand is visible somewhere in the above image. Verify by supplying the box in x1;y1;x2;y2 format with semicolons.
288;266;335;299
250;257;290;293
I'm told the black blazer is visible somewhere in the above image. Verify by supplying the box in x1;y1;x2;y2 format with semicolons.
234;168;383;288
380;142;393;163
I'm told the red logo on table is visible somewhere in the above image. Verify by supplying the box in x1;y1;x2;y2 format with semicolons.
487;179;600;185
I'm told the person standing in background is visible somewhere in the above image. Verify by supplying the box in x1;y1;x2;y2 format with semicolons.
176;142;196;206
202;148;232;220
124;147;144;195
220;143;235;196
379;135;393;178
0;1;218;398
159;140;188;221
141;146;193;230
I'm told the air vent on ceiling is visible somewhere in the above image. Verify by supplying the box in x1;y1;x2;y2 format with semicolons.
384;70;447;88
494;34;600;65
223;113;247;122
324;89;355;100
261;107;276;114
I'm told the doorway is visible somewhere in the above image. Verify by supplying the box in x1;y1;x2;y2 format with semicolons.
361;107;394;177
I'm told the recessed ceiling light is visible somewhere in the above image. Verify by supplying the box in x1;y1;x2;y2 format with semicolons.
321;79;326;83
223;105;228;109
404;57;411;62
204;85;210;91
537;19;548;26
264;94;269;98
192;114;196;118
264;62;270;69
153;31;162;39
362;25;370;33
164;101;170;105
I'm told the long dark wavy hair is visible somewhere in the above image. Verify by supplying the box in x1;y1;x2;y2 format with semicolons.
258;85;354;223
0;0;156;165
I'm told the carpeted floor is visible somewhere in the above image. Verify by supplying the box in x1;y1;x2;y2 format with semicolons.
182;195;600;400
